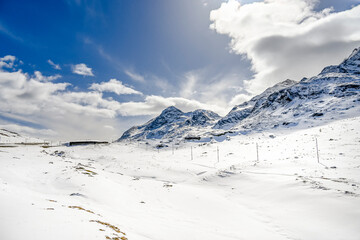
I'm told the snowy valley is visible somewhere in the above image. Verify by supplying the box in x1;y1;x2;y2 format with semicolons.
1;116;360;239
1;47;360;240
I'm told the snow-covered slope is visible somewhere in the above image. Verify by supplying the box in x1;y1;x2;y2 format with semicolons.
1;116;360;240
0;128;44;144
213;79;297;130
119;47;360;142
118;106;221;141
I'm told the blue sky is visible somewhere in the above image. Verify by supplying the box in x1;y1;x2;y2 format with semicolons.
1;0;360;140
0;0;249;94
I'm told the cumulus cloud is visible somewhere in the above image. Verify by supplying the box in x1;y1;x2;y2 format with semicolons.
210;0;360;94
0;56;225;140
0;55;16;69
33;71;62;82
89;78;142;95
72;63;94;76
47;59;61;70
117;95;225;116
229;93;252;106
0;60;120;139
0;69;69;115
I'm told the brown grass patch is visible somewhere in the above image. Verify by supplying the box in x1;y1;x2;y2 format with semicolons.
90;220;126;236
105;236;127;240
68;205;95;214
75;165;98;177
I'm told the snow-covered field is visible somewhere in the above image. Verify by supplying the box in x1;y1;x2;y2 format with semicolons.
1;117;360;240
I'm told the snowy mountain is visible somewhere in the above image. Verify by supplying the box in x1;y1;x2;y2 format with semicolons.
232;47;360;132
213;79;297;130
0;128;45;144
119;47;360;142
118;106;221;141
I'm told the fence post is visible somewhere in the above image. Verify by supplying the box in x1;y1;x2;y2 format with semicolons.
315;138;320;163
191;146;193;161
256;143;259;162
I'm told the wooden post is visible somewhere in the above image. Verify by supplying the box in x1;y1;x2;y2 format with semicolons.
256;143;259;162
191;146;193;161
172;143;174;155
315;138;320;163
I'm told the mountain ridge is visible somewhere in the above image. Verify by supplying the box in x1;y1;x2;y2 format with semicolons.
118;47;360;142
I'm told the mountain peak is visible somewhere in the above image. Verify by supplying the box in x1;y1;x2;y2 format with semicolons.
160;106;183;115
320;46;360;75
347;47;360;61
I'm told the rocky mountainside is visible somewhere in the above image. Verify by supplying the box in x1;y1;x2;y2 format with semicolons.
118;106;221;141
119;47;360;142
214;79;297;130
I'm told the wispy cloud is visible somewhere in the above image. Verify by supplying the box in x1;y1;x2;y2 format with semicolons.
47;59;61;70
71;63;94;76
89;79;142;95
124;69;145;83
180;72;198;99
0;22;23;42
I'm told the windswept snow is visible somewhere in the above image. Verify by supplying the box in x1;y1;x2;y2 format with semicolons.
1;116;360;240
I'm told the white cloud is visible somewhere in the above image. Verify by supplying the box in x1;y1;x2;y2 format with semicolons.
0;69;69;115
0;61;120;140
47;59;61;70
175;69;249;111
124;69;145;83
210;0;360;94
0;56;232;140
117;95;225;116
0;55;16;69
33;71;62;82
0;23;23;42
72;63;94;76
89;78;142;95
0;123;58;138
229;93;252;106
180;72;198;99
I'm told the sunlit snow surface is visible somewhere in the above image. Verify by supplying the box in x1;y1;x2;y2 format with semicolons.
1;117;360;240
